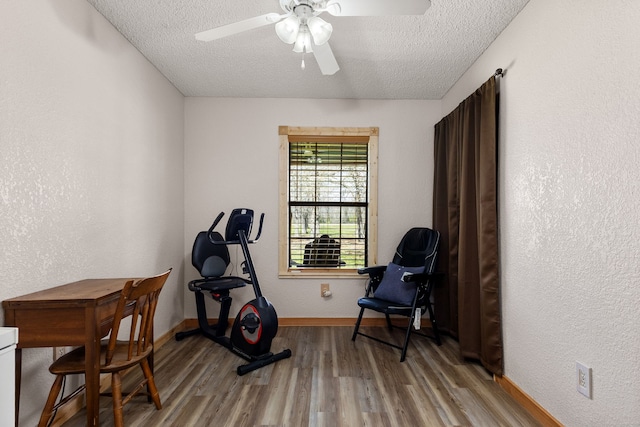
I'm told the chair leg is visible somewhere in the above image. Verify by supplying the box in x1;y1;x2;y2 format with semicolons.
385;314;394;331
352;307;366;341
426;301;442;345
38;375;64;427
111;372;124;427
141;358;162;409
400;313;415;362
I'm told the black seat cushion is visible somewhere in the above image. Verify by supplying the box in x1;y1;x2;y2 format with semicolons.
357;296;414;315
189;277;246;292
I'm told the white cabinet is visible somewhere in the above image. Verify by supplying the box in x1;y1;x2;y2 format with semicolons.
0;327;18;425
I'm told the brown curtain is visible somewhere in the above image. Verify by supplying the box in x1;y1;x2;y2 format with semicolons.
432;76;503;375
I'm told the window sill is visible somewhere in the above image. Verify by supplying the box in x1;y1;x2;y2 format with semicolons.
279;268;362;279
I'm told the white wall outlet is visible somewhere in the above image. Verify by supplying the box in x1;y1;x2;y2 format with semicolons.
576;361;592;398
321;283;332;297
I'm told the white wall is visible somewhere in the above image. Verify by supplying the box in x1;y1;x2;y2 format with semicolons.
442;0;640;425
0;1;185;425
184;98;441;319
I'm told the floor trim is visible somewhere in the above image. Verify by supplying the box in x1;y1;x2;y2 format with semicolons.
494;375;563;427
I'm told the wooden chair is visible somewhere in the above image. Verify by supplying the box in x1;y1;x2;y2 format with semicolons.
38;269;172;427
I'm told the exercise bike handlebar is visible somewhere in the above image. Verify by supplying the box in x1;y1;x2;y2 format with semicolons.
253;213;265;242
207;211;226;236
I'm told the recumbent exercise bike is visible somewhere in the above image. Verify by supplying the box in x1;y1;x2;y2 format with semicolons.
175;208;291;375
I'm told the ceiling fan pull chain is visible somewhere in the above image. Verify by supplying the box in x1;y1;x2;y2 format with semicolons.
301;52;306;70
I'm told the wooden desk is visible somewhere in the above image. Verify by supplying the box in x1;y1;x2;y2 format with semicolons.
3;278;132;427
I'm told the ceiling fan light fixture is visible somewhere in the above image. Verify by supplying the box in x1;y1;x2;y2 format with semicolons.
293;26;313;53
275;15;300;44
307;16;333;45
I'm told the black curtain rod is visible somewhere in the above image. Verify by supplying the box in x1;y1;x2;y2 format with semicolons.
494;68;504;77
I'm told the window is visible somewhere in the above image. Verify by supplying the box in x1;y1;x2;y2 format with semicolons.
279;126;378;277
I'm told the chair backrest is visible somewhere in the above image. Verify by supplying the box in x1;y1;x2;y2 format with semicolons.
392;227;440;272
105;269;171;366
192;231;230;278
303;234;341;267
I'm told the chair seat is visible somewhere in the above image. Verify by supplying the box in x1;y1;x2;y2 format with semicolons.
50;341;153;375
357;297;413;315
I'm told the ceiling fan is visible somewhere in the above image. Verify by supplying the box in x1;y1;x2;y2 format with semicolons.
195;0;432;75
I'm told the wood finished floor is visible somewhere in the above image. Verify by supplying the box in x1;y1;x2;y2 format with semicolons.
62;326;540;426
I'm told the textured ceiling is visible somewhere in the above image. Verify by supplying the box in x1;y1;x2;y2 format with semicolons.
85;0;529;99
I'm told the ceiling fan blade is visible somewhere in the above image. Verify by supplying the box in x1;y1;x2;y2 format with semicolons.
327;0;431;16
195;13;283;42
312;42;340;75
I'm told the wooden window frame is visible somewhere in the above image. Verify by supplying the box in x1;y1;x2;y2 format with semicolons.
279;126;378;278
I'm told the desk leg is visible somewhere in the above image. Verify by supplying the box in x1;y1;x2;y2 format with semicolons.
14;348;21;427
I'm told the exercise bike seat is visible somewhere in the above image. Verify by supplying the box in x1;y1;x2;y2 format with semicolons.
188;230;248;291
175;230;249;342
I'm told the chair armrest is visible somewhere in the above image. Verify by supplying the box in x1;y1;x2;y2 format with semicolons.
357;265;387;276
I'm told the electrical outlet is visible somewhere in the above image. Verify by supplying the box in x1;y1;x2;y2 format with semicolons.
576;361;592;398
321;283;331;297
